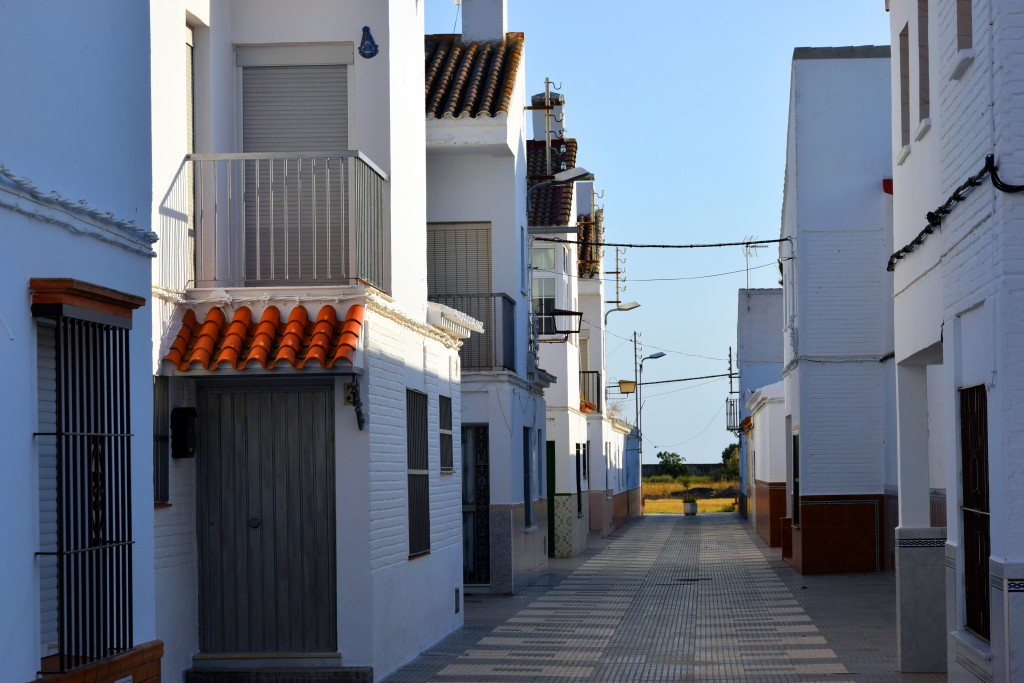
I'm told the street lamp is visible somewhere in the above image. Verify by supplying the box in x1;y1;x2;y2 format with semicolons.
527;167;596;224
637;351;666;466
604;300;640;326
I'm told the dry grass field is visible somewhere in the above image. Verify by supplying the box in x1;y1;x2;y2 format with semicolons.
642;475;739;515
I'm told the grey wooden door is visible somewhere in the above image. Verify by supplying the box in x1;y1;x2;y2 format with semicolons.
197;382;336;653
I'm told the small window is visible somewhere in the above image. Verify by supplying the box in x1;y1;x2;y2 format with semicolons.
439;395;453;473
575;443;583;518
523;428;534;527
407;390;430;557
533;277;556;335
532;246;555;272
582;441;589;480
154;376;170;503
899;24;911;147
957;0;973;51
918;1;930;122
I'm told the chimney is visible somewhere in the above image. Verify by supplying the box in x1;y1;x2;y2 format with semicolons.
461;0;507;43
530;92;566;142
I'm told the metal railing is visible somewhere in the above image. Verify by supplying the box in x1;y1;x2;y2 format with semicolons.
429;294;515;372
580;370;602;413
726;397;740;431
189;151;386;289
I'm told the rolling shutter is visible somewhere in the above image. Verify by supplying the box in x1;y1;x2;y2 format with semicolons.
427;223;492;295
241;64;348;282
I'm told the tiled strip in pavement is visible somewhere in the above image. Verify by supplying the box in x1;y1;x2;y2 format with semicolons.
384;515;946;682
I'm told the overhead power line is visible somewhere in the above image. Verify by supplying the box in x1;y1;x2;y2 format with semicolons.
534;237;791;250
640;373;735;387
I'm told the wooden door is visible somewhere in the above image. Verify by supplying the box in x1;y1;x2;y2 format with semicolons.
197;382;336;653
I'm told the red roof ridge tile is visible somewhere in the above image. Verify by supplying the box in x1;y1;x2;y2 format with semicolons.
164;303;365;372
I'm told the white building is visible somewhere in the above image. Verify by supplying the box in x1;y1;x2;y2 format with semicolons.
0;3;161;681
731;288;784;518
745;381;786;547
779;46;898;575
150;1;472;680
528;93;594;558
424;1;551;595
886;0;1024;678
576;186;643;536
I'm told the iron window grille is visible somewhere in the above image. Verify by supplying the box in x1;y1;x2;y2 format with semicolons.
35;314;134;673
959;385;990;641
407;390;430;557
439;395;454;473
153;376;170;503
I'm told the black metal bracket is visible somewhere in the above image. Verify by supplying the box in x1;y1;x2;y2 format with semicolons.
346;377;365;431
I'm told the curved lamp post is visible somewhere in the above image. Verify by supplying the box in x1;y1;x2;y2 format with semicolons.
637;351;666;466
604;300;640;326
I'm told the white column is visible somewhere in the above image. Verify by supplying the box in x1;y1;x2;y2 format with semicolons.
896;364;930;528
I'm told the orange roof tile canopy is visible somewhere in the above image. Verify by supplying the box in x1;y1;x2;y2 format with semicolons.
424;32;524;119
165;304;364;372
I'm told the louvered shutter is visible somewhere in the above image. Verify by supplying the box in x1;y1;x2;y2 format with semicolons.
426;223;492;295
38;323;58;656
241;64;348;283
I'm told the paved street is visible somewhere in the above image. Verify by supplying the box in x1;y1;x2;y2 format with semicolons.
385;514;946;682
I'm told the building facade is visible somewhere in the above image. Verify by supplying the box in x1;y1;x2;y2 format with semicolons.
746;381;786;547
732;288;784;517
779;46;898;575
150;1;471;680
887;0;1024;678
424;1;551;595
577;185;643;537
0;3;161;682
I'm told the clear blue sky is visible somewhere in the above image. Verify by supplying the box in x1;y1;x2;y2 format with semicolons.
425;1;891;463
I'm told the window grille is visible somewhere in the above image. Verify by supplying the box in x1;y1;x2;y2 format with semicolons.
153;377;170;503
523;428;533;527
960;385;989;640
407;390;430;557
36;315;134;672
439;395;453;472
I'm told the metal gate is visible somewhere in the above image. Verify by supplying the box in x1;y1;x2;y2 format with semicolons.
197;382;336;653
462;425;490;585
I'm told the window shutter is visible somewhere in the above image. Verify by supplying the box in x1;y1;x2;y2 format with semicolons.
427;223;492;295
241;64;349;282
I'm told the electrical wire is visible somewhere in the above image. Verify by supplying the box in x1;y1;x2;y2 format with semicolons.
644;377;723;399
600;325;726;361
535;237;791;250
531;258;785;284
652;401;727;449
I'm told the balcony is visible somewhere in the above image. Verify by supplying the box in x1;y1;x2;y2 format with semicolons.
429;294;515;372
189;151;386;289
726;397;740;431
580;370;602;413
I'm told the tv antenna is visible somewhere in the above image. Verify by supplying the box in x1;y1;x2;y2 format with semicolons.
742;235;766;288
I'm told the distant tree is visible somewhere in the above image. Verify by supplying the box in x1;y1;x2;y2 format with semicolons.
656;451;687;478
721;443;740;480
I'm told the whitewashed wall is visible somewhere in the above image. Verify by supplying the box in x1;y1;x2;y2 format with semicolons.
0;4;155;682
782;49;894;496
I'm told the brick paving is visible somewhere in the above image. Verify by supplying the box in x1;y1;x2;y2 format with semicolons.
384;514;946;682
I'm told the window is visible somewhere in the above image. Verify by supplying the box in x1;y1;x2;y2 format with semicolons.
523;428;533;527
153;376;170;503
531;246;555;272
899;24;911;148
533;277;556;335
33;286;139;673
536;429;544;497
582;441;589;480
918;1;930;122
407;390;430;557
439;395;454;473
960;385;989;640
575;443;583;517
792;432;801;527
957;0;973;50
427;223;492;296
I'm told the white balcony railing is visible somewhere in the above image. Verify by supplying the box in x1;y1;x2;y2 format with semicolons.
188;151;386;289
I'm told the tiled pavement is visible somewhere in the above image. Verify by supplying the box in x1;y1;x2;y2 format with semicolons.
384;514;947;682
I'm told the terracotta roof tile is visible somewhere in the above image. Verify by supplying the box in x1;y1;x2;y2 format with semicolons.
164;304;364;371
527;138;578;227
425;32;524;119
